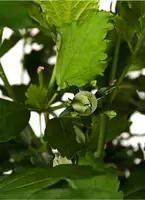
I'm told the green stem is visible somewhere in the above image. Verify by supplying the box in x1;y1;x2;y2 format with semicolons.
91;114;99;142
0;63;38;143
0;62;17;101
50;111;58;118
47;65;56;94
95;114;107;158
0;26;3;46
46;92;58;109
45;66;57;109
111;34;143;102
38;68;44;88
0;28;16;101
39;113;44;143
45;33;61;108
39;113;42;136
127;41;134;55
49;102;68;111
111;64;129;102
0;31;37;144
44;112;49;126
134;34;144;54
21;33;27;83
110;34;121;81
59;116;79;119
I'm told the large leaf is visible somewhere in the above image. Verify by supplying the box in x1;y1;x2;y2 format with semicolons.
69;167;123;199
0;98;30;142
56;11;113;88
0;1;33;28
0;164;100;198
31;0;99;29
44;118;81;158
29;187;122;199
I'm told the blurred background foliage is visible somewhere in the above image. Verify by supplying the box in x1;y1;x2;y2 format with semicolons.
1;0;145;199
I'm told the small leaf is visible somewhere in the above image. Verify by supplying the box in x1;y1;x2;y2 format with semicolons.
25;84;47;112
0;98;30;142
44;118;81;158
56;11;113;88
104;110;117;120
74;125;86;144
53;156;72;166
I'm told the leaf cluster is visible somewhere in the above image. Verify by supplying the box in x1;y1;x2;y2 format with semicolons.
0;0;145;199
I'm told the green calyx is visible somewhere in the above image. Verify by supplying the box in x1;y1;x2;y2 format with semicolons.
72;91;97;116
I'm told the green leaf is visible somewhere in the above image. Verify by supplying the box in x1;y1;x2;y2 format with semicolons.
29;187;123;199
56;11;113;88
68;167;123;199
0;98;30;142
25;84;47;112
44;118;81;158
104;110;117;120
116;2;142;41
116;2;145;52
0;1;33;28
31;0;99;29
0;164;100;198
106;115;130;142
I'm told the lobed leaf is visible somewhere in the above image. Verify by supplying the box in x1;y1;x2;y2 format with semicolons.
25;84;48;112
0;164;100;198
31;0;99;29
56;11;113;88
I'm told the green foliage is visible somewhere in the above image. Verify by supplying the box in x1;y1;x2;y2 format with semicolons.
31;0;99;29
0;0;145;199
45;118;81;158
70;168;123;199
0;164;100;199
0;99;30;142
25;84;48;112
56;11;113;88
0;1;33;28
30;186;123;199
106;115;131;142
121;163;145;199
